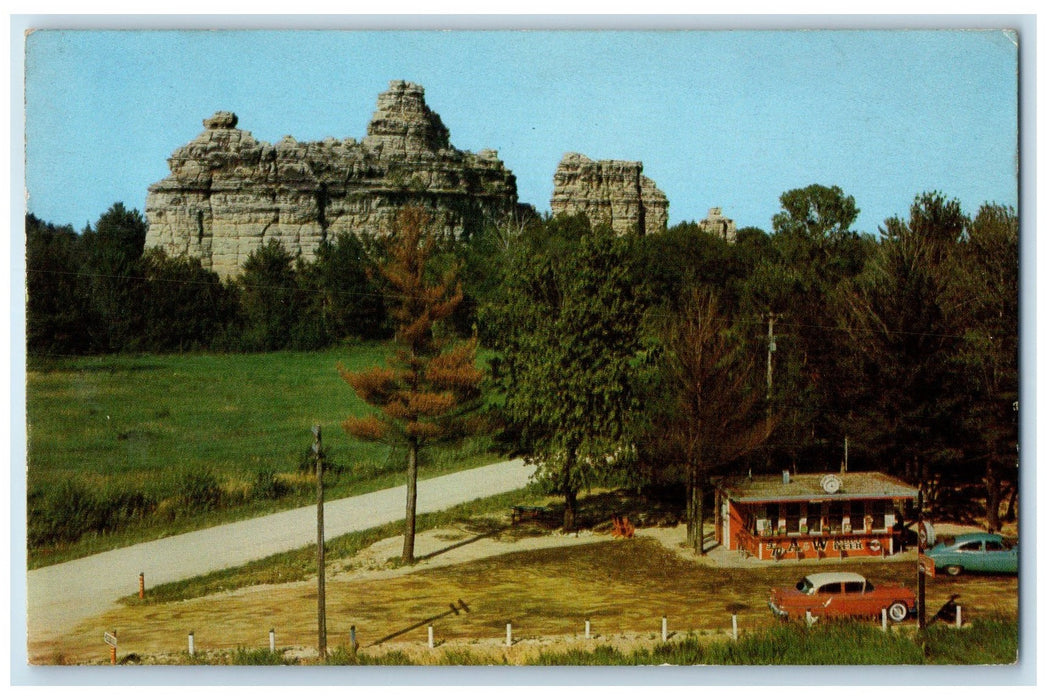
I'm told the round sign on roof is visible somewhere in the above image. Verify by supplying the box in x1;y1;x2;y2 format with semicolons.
820;474;842;494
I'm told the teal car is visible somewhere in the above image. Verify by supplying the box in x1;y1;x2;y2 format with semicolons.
926;532;1018;576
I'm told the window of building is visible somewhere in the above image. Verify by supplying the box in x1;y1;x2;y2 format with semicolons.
850;501;866;532
825;502;844;533
869;501;887;530
807;502;822;533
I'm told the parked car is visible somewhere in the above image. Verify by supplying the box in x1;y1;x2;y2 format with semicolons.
768;571;915;623
926;532;1018;576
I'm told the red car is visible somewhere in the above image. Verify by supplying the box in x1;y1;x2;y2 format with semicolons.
768;571;915;623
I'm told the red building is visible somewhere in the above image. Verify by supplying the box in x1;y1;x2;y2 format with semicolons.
713;471;918;561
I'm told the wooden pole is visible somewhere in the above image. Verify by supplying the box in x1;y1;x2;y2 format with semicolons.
732;614;738;641
138;572;144;600
313;425;327;660
269;628;276;654
428;625;434;649
188;631;195;657
505;622;512;647
917;490;926;630
661;615;668;642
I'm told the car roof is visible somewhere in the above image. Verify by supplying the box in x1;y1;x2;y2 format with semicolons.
952;532;1003;544
803;572;866;587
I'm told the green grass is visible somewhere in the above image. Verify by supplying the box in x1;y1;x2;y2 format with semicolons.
26;343;502;567
526;617;1019;666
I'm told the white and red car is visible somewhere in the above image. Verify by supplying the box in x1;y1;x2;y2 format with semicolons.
768;571;916;623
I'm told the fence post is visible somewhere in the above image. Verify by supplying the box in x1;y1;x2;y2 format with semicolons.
139;572;145;600
428;624;434;649
350;625;358;654
732;614;738;641
881;608;888;632
956;606;962;629
506;622;513;647
188;631;195;657
269;628;276;653
585;619;591;639
661;615;668;642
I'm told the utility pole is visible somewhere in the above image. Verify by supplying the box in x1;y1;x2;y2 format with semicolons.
313;425;327;660
766;312;777;404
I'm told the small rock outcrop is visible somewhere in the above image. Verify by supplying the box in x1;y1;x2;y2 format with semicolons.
145;81;525;278
549;153;668;236
698;207;737;242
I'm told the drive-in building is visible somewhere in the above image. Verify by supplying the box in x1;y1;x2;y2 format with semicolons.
713;471;919;560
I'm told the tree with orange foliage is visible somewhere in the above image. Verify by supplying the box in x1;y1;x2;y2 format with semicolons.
339;208;484;562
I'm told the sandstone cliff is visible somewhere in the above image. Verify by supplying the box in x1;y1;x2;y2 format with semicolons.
549;153;668;237
698;207;737;242
145;81;524;278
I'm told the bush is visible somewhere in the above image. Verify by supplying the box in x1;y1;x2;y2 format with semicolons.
27;481;158;548
250;469;291;501
177;467;223;513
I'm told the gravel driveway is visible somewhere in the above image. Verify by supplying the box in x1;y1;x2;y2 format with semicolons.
26;459;533;651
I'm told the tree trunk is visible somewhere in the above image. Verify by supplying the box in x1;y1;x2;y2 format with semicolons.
696;474;706;556
562;450;578;530
685;463;696;547
402;438;418;562
1004;481;1018;522
563;488;578;531
984;459;1002;534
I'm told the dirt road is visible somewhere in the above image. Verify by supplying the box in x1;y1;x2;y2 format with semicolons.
26;459;532;653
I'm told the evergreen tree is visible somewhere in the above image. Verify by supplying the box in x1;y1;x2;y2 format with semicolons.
339;208;484;562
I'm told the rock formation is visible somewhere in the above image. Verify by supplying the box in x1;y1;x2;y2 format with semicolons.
698;207;737;242
549;153;668;236
145;81;525;278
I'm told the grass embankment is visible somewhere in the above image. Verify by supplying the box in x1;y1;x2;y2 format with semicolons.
122;617;1019;666
26;344;501;567
121;488;536;605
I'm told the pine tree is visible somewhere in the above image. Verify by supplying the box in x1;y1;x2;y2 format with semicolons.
339;208;483;562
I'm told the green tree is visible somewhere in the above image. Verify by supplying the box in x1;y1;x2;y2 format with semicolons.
490;214;649;529
836;192;968;495
340;208;484;562
644;287;771;553
136;249;238;352
305;232;388;340
236;240;307;351
949;203;1019;530
78;203;148;352
742;184;869;473
25;213;89;354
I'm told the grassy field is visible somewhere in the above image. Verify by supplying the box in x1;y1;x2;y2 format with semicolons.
25;344;499;565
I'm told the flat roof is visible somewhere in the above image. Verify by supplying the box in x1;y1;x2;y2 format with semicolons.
716;471;918;503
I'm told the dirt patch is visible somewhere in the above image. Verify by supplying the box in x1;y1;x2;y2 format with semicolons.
37;523;1018;665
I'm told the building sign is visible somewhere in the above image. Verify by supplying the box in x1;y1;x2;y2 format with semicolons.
767;536;887;559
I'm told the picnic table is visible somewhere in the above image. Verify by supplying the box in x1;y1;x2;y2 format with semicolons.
511;505;549;525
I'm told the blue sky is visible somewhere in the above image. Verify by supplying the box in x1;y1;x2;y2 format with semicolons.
23;29;1019;235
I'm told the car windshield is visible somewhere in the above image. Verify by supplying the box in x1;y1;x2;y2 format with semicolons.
796;577;815;593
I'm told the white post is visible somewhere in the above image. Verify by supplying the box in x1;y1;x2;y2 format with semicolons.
585;619;591;639
428;624;434;649
188;631;195;657
732;614;738;641
269;628;275;653
661;616;668;642
505;622;512;647
956;606;962;629
881;608;888;632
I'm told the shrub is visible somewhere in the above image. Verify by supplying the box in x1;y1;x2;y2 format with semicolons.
177;467;223;513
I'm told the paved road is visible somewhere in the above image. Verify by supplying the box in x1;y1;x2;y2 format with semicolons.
27;459;533;646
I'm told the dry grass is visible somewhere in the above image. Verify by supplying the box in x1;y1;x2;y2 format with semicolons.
38;527;1018;665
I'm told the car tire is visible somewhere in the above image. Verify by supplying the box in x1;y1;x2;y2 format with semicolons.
945;564;964;577
887;602;909;622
